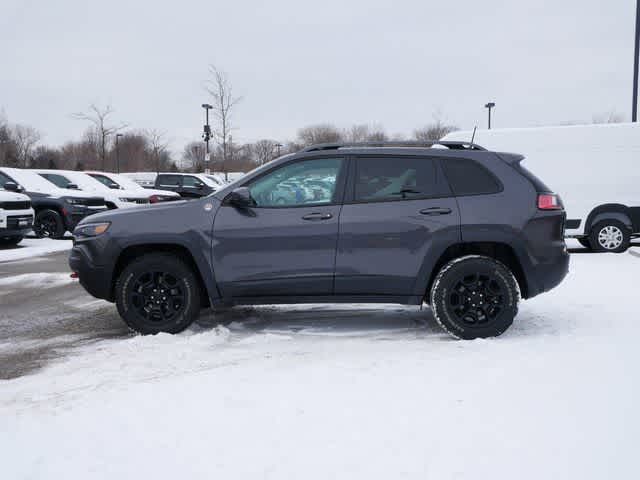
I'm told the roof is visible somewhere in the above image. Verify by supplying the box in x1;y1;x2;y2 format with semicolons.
301;140;486;153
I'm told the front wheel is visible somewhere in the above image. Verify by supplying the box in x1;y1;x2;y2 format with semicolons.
429;255;520;340
115;253;201;334
34;209;65;239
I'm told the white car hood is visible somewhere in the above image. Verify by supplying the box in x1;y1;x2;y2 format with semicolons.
0;191;31;202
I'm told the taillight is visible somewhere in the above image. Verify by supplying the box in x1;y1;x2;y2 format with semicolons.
149;195;159;204
537;193;562;210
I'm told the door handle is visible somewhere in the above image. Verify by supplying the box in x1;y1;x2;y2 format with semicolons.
302;212;333;221
419;207;452;216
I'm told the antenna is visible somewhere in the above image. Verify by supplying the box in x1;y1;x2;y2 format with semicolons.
470;126;478;144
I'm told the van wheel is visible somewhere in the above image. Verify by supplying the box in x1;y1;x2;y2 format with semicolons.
589;220;630;253
429;255;520;340
34;209;65;239
115;253;201;334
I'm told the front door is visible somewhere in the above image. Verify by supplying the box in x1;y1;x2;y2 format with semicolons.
212;157;346;298
335;155;461;297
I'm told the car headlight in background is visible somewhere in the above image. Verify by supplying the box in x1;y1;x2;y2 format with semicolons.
74;222;111;238
64;197;88;206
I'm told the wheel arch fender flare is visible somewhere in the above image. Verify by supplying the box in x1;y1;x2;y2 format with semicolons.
112;235;220;305
585;204;633;233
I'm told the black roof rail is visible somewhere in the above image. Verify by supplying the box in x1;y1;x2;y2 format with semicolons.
301;140;487;153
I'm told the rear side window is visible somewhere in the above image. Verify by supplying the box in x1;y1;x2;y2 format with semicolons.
513;163;551;193
157;175;181;187
441;158;501;196
354;157;444;202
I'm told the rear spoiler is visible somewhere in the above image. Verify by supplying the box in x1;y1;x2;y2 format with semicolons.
495;152;525;165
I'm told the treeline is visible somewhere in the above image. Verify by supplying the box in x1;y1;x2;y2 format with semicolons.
0;65;458;174
0;111;458;174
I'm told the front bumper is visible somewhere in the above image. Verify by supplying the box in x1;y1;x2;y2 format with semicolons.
69;240;114;301
0;210;34;237
63;206;108;231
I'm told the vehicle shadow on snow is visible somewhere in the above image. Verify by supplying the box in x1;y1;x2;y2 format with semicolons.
195;304;448;340
568;240;640;254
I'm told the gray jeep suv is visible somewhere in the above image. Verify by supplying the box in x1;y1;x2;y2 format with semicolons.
69;141;569;339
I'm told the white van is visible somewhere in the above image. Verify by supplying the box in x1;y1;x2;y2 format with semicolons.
444;123;640;252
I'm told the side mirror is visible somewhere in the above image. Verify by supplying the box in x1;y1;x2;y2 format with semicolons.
226;187;255;207
3;182;21;192
108;184;120;190
196;183;205;190
67;183;79;190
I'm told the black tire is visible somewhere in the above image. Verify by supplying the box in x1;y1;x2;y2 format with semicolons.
429;255;520;340
34;209;65;239
589;219;631;253
115;253;201;334
0;236;23;247
577;238;592;249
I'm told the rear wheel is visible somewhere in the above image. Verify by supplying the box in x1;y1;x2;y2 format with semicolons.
34;209;65;239
115;253;201;334
589;220;630;253
0;236;23;247
429;255;520;340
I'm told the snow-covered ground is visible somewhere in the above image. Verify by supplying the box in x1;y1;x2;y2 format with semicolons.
0;237;72;263
1;245;639;479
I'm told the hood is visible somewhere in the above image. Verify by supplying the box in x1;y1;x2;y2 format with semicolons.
79;196;196;224
0;190;31;202
142;188;181;198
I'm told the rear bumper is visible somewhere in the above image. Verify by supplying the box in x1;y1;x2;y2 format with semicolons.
525;248;570;298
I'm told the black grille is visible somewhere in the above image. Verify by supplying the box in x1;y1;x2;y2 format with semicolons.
125;198;150;204
6;215;33;229
86;198;106;207
0;201;31;210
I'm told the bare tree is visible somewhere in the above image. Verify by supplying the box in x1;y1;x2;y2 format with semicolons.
72;104;127;171
413;111;458;142
145;129;170;172
297;124;343;146
181;141;205;172
205;66;243;177
252;139;278;165
11;124;41;167
344;124;388;142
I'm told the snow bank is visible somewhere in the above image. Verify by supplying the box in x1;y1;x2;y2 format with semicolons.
1;252;639;479
0;238;72;263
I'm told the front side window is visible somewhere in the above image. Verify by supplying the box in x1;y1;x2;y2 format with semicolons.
249;158;343;207
182;176;205;188
40;173;75;189
354;157;440;202
89;174;120;189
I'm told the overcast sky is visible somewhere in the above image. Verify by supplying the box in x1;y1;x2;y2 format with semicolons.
0;0;633;155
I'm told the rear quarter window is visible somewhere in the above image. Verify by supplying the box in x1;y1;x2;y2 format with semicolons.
441;158;501;196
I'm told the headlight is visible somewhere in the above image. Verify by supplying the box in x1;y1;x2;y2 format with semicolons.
74;222;111;238
65;197;87;206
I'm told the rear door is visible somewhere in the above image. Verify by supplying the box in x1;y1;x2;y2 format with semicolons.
156;174;182;195
335;155;460;297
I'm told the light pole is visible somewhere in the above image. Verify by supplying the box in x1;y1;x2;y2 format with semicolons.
201;103;212;174
633;0;640;121
485;102;496;129
115;133;123;173
275;143;283;158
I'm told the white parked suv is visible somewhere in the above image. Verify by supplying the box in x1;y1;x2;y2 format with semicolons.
0;188;34;246
0;168;107;239
83;171;181;203
35;170;151;209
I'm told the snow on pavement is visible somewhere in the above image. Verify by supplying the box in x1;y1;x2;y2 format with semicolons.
1;251;639;479
0;272;76;291
0;237;72;263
